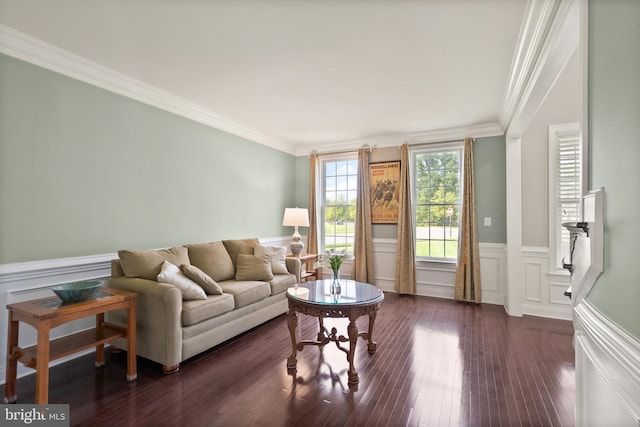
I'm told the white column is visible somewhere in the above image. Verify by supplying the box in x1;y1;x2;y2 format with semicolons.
505;136;524;316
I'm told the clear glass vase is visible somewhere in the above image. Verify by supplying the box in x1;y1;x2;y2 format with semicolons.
330;269;341;295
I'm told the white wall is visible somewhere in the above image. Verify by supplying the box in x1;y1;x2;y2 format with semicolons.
521;48;581;248
519;47;580;319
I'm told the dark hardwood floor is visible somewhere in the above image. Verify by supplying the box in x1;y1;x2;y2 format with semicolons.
2;293;575;426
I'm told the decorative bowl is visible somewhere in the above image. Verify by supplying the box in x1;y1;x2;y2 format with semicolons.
52;280;102;303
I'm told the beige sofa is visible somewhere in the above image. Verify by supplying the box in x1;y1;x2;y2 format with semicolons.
107;238;300;373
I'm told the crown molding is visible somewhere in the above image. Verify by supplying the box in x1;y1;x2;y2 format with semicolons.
0;25;297;156
500;0;580;137
294;121;504;156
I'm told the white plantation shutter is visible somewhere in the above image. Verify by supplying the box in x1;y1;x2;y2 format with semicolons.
552;125;582;270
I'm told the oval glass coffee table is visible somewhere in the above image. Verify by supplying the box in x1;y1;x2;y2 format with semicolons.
286;279;384;385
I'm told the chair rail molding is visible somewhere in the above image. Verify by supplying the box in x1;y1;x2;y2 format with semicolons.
574;300;640;426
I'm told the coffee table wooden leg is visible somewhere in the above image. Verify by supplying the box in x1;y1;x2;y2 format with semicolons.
126;301;137;381
4;310;19;403
286;310;298;369
347;316;359;384
367;310;378;354
35;322;51;404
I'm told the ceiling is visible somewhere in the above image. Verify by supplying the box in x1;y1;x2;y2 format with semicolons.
0;0;531;154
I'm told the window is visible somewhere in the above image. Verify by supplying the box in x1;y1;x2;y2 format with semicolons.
411;143;463;262
549;123;582;271
320;156;358;253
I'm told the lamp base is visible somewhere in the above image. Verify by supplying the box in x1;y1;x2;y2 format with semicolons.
289;226;305;257
289;240;304;257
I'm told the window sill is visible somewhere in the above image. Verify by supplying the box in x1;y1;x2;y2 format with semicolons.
416;259;457;272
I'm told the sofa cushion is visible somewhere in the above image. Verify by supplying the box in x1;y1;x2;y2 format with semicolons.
181;264;223;295
222;238;260;268
254;245;289;275
118;246;190;281
185;241;235;282
219;280;270;308
157;261;207;300
269;274;297;295
181;293;235;326
235;254;274;281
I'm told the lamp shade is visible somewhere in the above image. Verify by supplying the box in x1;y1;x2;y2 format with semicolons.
282;208;310;227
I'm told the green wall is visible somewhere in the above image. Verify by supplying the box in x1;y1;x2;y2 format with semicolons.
587;0;640;339
0;54;297;264
474;135;507;244
294;135;507;244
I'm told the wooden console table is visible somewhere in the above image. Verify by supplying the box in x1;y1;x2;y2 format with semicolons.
4;287;137;404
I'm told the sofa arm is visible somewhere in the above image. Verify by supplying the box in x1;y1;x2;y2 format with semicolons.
107;277;183;369
285;257;302;283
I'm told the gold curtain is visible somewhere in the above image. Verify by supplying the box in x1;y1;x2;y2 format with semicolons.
352;148;375;282
454;138;482;303
307;153;319;255
395;144;416;294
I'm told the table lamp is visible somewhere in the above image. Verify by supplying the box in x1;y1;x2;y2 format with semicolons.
282;207;309;256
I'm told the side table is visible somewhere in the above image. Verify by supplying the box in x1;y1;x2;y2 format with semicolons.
4;287;137;404
286;280;384;385
293;253;322;282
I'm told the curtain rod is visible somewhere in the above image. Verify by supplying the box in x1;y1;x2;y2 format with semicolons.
311;145;375;156
403;137;475;147
312;137;476;156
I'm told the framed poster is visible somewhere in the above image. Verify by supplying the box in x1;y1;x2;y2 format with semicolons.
369;161;400;224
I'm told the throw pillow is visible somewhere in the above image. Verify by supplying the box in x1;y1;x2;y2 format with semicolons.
185;241;235;282
222;238;260;268
118;246;190;281
157;261;207;300
235;254;274;281
254;245;288;275
181;264;223;295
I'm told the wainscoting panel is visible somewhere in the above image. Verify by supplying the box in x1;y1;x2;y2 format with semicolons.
372;239;506;305
522;247;572;320
0;254;114;384
574;300;640;426
478;243;507;305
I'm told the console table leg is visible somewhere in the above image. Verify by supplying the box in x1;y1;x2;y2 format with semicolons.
4;312;19;404
95;313;106;367
35;322;51;404
286;310;298;369
347;317;359;384
126;301;137;381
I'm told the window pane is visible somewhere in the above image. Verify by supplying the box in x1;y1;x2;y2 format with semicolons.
322;157;357;254
412;146;462;261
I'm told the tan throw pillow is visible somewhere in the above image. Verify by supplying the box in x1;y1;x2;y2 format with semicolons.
157;261;207;300
223;238;260;268
185;241;235;282
118;246;190;281
235;254;274;281
254;245;288;275
181;264;223;295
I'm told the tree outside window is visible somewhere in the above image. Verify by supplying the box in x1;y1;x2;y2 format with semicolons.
413;146;462;261
322;158;357;253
